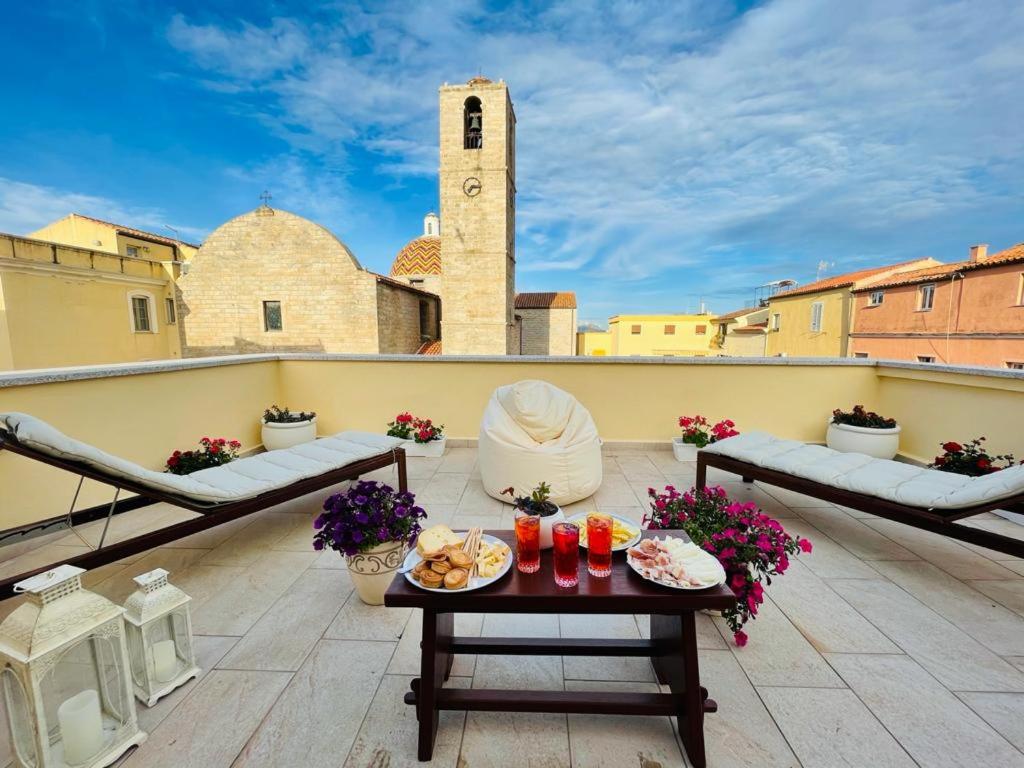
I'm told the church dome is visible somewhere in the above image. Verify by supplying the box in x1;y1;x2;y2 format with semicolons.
390;213;442;277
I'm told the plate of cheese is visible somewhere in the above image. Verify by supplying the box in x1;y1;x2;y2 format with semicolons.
565;513;642;552
404;524;513;592
626;536;725;590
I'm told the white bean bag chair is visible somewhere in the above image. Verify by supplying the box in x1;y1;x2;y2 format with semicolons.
478;380;602;506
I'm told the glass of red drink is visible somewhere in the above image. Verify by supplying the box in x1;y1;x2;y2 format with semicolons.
515;512;541;574
551;522;580;587
587;513;613;577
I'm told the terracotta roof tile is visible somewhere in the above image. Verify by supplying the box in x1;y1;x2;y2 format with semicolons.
416;340;442;355
71;213;200;249
855;243;1024;291
515;292;577;309
390;236;441;276
771;259;936;299
715;306;762;322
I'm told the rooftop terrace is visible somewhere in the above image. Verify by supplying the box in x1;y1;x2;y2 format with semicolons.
0;355;1023;766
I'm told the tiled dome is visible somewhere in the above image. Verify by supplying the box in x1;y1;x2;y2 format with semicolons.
390;235;441;277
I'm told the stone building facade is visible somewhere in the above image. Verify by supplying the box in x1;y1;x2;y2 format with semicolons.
516;292;578;355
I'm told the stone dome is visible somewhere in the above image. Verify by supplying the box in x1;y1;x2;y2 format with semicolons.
390;235;441;277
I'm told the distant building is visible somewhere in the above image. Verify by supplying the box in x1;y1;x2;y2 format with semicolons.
849;243;1024;368
765;258;938;358
577;330;612;356
390;213;442;296
515;292;577;355
607;314;720;356
715;306;769;357
30;213;198;263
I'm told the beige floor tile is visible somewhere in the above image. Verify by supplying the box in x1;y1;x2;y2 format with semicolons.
326;593;413;641
863;519;1018;579
344;674;469;768
760;484;835;508
309;547;348;569
635;611;728;649
715;598;844;688
125;669;292;768
388;609;482;677
615;454;665;483
758;686;915;767
956;692;1024;753
830;578;1024;691
601;456;623;475
560;613;655;682
57;504;198;549
827;653;1024;768
699;649;799;768
780;517;885;579
594;475;642;508
162;514;258;549
450;512;510;531
219;569;352;671
90;547;210;605
199;511;306;567
720;482;794;517
418;503;458;527
560;496;598;517
566;681;686;768
0;542;90;579
235;639;394;767
869;560;1024;655
268;511;320;552
970;579;1024;618
456;478;504;515
482;611;559;638
435;447;477;474
661;470;698;491
416;472;471;504
768;560;900;653
405;456;443;479
794;507;918;562
645;450;687;473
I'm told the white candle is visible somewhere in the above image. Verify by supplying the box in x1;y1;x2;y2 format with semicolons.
58;689;104;765
152;640;178;683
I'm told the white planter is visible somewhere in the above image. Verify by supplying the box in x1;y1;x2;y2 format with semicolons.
825;421;901;460
345;541;406;605
262;417;317;451
537;506;565;550
672;438;700;462
401;437;447;457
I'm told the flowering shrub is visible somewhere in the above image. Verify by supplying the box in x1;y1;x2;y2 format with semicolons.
165;437;241;475
263;405;316;423
678;415;739;448
387;412;445;443
644;485;810;646
930;437;1015;476
831;405;896;429
314;481;427;557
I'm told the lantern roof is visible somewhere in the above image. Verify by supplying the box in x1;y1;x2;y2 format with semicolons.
123;569;191;626
0;566;123;662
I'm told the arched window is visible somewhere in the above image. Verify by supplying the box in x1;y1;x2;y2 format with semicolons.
464;97;482;149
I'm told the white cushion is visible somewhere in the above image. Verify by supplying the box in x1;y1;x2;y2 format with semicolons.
478;380;602;505
702;431;1024;510
0;413;402;505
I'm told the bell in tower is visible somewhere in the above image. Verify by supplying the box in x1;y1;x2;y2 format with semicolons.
464;96;483;149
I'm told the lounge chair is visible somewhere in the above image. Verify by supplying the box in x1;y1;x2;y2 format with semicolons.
0;413;406;597
697;432;1024;558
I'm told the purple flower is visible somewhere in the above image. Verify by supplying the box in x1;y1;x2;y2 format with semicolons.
395;505;408;518
351;530;364;542
313;539;324;551
354;495;368;506
313;515;326;530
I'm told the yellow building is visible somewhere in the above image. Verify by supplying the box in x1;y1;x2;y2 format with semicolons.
30;213;199;263
715;306;769;357
765;259;938;357
608;314;720;356
577;330;612;356
0;233;182;370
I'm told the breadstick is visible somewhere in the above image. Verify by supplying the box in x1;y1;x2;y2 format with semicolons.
462;527;482;584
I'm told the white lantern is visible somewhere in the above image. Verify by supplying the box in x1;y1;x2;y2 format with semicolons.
0;565;146;768
122;569;199;707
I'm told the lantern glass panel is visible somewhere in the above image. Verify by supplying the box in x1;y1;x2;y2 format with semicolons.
126;625;146;690
2;668;37;767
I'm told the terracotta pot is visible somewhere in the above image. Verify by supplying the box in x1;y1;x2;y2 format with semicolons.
262;417;317;451
825;420;900;460
345;541;406;605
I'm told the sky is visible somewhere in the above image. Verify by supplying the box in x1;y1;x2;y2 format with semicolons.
1;0;1022;325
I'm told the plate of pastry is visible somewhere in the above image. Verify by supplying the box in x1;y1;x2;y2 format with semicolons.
403;525;513;592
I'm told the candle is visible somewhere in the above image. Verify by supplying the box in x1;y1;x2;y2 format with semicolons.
58;689;104;764
152;640;178;683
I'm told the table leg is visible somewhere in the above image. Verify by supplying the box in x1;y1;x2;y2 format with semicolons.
650;612;708;768
417;610;454;761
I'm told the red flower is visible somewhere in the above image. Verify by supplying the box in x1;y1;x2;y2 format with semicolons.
934;456;946;465
942;442;963;453
396;412;413;424
798;539;813;553
230;440;241;448
733;630;748;647
167;456;179;467
209;444;220;454
977;458;991;470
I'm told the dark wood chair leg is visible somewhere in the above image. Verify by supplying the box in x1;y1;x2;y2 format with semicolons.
696;453;707;490
741;476;753;484
397;449;409;492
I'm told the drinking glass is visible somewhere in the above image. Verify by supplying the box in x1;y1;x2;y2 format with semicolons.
514;512;541;574
586;513;613;577
551;522;580;587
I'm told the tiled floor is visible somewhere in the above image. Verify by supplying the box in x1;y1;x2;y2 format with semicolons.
5;445;1024;767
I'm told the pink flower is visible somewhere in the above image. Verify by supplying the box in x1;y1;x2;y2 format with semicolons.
798;539;813;553
733;630;748;647
655;499;666;510
718;547;737;561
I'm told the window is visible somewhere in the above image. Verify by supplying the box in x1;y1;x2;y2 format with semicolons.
695;325;707;335
854;352;869;359
165;298;176;325
409;277;425;285
129;294;153;333
917;355;935;363
771;313;781;331
1018;273;1024;305
263;301;283;332
126;245;139;258
869;291;884;306
630;325;641;335
464;96;483;149
918;283;936;311
419;300;431;339
664;324;676;335
809;301;824;332
1007;361;1024;370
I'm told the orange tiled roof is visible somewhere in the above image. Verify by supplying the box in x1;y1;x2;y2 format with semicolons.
71;213;200;249
416;340;442;355
390;236;441;277
855;243;1024;291
771;259;935;299
715;306;762;322
515;292;577;310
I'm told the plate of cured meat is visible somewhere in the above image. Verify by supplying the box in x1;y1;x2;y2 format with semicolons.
626;536;726;590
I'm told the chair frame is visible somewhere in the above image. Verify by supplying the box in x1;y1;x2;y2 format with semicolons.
697;450;1024;559
0;427;406;599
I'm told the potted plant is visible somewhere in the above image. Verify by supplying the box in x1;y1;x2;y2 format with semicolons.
645;484;811;646
386;412;447;457
313;480;427;605
826;405;900;459
262;405;317;451
165;437;242;474
673;415;739;461
501;482;565;549
930;437;1015;476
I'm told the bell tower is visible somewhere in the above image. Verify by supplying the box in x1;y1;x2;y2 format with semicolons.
439;76;517;355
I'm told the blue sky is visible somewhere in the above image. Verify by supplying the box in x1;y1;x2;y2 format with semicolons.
1;1;1022;325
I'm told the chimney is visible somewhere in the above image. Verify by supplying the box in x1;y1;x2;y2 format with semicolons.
969;244;988;263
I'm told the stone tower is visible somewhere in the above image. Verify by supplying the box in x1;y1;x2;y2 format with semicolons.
439;77;517;354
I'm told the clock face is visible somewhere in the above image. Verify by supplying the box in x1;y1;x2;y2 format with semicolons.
463;177;482;197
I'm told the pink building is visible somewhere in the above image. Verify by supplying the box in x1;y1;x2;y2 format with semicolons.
850;243;1024;369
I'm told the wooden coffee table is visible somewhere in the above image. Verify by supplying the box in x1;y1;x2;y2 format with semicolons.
384;530;736;767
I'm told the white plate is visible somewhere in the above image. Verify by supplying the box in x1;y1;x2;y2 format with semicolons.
565;513;642;552
626;536;726;590
403;533;513;592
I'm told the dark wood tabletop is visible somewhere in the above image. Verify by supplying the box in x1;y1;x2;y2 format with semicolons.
385;529;736;613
